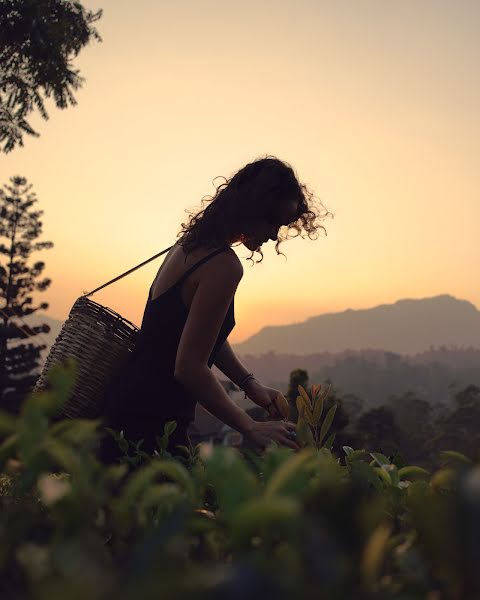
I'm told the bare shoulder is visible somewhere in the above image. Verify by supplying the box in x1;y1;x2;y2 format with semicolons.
175;247;242;371
202;248;243;283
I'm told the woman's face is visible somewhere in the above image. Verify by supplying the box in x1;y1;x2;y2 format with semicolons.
240;198;301;251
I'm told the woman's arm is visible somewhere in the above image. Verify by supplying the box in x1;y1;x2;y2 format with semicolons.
176;365;255;434
213;340;252;388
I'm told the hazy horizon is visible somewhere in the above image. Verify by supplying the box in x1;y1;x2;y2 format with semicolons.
2;0;479;343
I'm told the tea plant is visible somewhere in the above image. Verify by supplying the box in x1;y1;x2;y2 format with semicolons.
0;361;479;599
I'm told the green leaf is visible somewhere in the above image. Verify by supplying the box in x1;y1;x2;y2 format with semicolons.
318;403;337;445
50;418;101;445
264;448;317;498
118;437;129;453
0;411;17;434
164;420;178;437
297;385;312;410
0;434;19;465
385;464;399;487
398;466;430;480
42;438;81;472
439;450;472;465
175;445;193;459
204;447;257;516
370;452;391;468
230;496;300;548
121;459;196;509
361;522;393;586
373;466;392;486
350;460;383;492
312;394;324;426
350;450;368;460
296;418;315;448
430;468;456;490
296;396;314;426
323;432;336;451
137;483;186;525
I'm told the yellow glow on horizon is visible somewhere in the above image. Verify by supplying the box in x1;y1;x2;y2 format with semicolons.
2;0;479;346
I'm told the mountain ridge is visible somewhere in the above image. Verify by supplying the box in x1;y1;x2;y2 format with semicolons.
232;294;480;355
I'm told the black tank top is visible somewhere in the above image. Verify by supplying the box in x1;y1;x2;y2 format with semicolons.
102;246;236;421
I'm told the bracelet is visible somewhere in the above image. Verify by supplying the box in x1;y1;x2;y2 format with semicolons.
237;372;255;389
237;372;256;399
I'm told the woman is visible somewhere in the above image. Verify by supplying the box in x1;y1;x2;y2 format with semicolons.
99;155;330;464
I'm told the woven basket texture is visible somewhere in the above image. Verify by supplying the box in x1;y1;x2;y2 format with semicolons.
33;295;139;419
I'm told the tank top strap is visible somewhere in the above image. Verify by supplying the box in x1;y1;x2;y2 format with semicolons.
175;246;230;288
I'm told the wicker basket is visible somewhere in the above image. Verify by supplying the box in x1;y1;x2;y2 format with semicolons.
32;245;173;419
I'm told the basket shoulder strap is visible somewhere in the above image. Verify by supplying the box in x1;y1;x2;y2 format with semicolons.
83;245;175;298
174;247;231;288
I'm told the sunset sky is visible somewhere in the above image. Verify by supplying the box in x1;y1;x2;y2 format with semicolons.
2;0;479;344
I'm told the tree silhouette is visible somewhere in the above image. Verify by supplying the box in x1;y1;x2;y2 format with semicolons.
387;391;435;467
428;385;480;461
0;176;53;413
355;406;402;457
0;0;103;152
286;368;309;422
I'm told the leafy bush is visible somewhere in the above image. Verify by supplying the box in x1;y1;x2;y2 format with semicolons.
1;361;479;599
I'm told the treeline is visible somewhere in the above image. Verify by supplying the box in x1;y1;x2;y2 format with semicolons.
270;368;480;472
238;347;480;407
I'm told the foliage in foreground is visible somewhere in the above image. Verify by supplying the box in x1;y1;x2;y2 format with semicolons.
0;361;479;599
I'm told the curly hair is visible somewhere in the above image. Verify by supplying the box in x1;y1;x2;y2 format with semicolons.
176;154;333;265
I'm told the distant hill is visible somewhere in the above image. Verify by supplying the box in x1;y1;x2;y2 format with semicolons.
232;295;480;355
19;295;480;367
12;301;480;410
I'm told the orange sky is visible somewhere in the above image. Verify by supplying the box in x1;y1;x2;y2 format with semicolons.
2;0;479;343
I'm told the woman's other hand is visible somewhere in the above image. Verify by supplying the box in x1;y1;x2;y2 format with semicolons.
243;380;287;420
243;420;300;451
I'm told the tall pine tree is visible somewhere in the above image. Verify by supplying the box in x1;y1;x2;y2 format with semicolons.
0;176;53;413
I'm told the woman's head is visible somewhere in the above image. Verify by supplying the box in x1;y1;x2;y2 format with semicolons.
177;155;333;263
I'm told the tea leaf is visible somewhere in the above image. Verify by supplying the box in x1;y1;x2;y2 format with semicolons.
323;432;336;451
297;385;312;410
361;521;393;586
439;450;472;465
373;467;392;486
164;421;178;437
137;483;186;525
430;468;456;491
296;396;314;426
264;448;317;497
370;453;391;468
318;403;337;445
204;447;258;516
0;434;19;465
0;411;17;434
122;459;196;508
398;466;430;480
42;438;81;472
312;394;324;426
296;418;315;448
350;460;383;492
274;392;290;420
385;464;399;487
230;496;300;547
50;419;101;445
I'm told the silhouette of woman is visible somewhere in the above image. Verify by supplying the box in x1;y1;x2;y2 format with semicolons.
98;155;331;464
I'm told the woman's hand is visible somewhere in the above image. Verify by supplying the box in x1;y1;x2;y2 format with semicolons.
243;380;285;420
243;420;300;451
